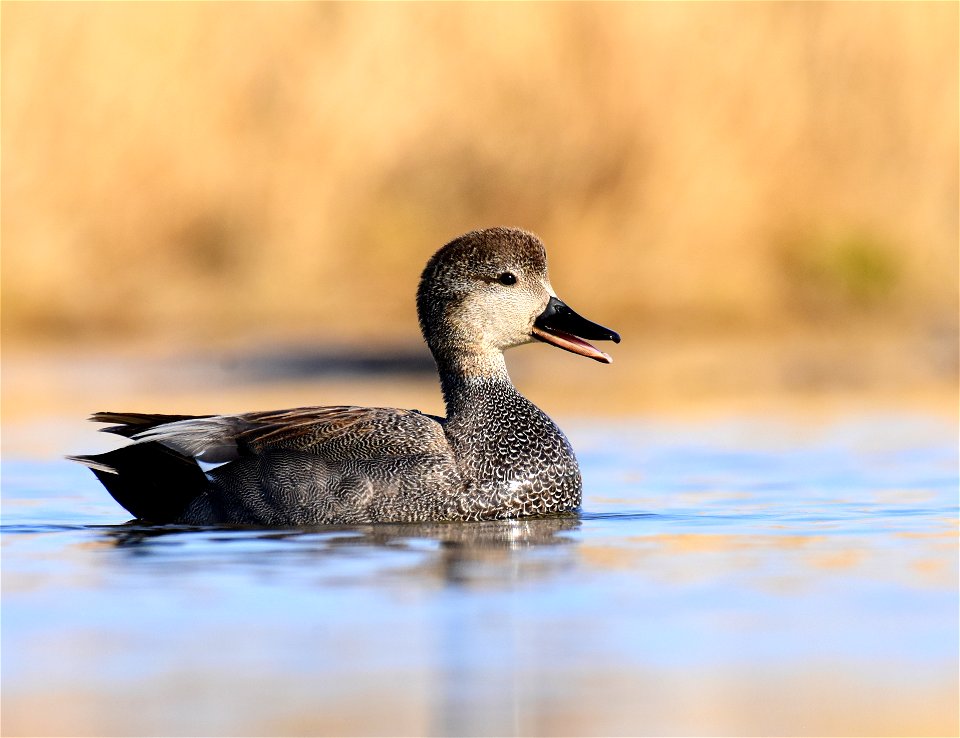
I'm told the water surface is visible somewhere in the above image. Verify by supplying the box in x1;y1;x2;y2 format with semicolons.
2;414;957;736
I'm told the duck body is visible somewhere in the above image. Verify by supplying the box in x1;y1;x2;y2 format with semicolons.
73;227;618;525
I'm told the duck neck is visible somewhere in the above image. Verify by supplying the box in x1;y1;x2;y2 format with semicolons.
436;350;515;419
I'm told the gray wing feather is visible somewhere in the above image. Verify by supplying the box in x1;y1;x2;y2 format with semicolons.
127;406;450;462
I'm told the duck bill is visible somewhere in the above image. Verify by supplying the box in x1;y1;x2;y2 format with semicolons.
532;296;621;364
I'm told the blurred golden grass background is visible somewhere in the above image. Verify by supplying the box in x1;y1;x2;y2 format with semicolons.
1;2;958;411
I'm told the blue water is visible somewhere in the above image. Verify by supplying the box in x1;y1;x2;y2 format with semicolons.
2;414;957;736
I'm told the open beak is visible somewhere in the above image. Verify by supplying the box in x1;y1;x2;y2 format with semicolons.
531;296;621;364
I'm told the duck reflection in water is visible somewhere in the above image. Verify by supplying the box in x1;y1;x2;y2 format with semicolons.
100;515;581;586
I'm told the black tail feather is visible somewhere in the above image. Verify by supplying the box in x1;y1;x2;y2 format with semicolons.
70;443;209;523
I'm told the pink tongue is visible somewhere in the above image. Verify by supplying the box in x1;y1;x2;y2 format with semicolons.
532;326;613;364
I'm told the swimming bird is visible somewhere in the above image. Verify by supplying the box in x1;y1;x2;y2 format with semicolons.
71;227;620;525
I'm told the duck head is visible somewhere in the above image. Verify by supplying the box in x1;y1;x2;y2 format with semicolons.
417;227;620;369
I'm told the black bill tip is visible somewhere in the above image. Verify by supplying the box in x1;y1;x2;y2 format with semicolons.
532;296;620;362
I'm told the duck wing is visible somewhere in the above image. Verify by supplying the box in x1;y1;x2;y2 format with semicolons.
73;406;455;524
94;406;450;463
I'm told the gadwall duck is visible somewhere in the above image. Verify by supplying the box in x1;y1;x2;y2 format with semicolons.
72;227;620;525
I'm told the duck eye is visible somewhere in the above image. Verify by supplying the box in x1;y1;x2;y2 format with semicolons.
497;272;517;286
